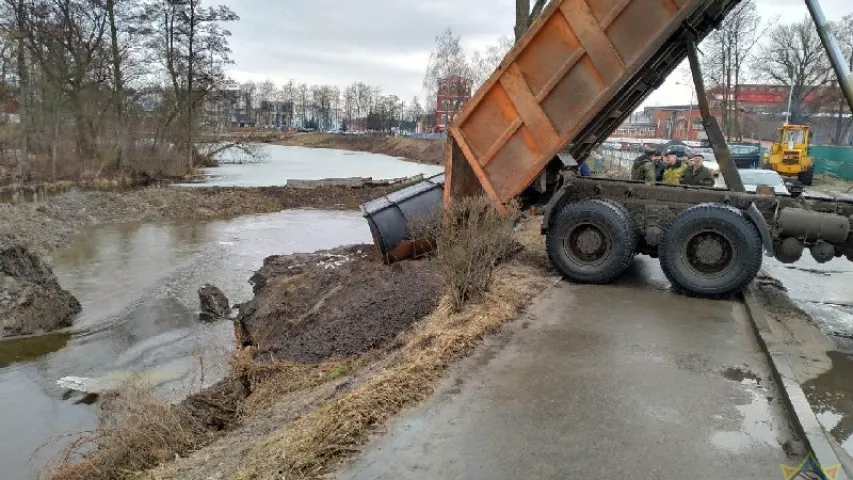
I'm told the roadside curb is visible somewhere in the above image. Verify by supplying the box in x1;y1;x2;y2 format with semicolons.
743;286;850;479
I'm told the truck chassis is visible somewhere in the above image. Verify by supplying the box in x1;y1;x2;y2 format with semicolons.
540;177;853;297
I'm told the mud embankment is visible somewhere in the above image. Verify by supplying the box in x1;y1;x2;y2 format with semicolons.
275;133;443;165
0;246;81;338
0;184;399;257
45;218;553;480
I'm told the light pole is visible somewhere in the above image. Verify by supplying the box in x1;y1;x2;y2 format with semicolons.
675;81;696;140
784;84;794;125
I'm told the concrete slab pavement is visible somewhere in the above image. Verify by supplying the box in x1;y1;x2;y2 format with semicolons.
338;258;806;480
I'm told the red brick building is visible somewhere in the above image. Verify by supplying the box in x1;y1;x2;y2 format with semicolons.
616;105;705;141
435;75;473;132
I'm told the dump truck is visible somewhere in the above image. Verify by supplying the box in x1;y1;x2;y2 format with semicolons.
362;0;853;298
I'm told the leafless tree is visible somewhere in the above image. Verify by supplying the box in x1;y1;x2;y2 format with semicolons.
423;27;471;126
514;0;546;42
700;0;765;140
754;16;835;125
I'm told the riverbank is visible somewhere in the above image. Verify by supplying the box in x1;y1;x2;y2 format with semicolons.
0;184;398;257
44;217;553;480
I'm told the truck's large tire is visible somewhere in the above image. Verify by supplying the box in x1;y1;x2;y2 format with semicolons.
798;167;814;186
659;204;762;298
546;200;636;284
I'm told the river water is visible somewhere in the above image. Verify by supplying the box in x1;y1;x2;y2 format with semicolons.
0;145;436;479
181;144;443;187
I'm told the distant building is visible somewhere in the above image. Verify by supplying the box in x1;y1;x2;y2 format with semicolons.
614;105;705;141
256;100;294;129
435;75;473;132
614;112;659;139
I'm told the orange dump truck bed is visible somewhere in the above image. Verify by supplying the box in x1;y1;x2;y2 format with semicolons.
444;0;740;211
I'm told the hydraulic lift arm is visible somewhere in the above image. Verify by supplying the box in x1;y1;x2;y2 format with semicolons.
805;0;853;116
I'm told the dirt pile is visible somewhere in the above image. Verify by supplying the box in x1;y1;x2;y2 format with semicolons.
236;244;444;363
0;246;81;338
198;284;230;321
275;132;444;165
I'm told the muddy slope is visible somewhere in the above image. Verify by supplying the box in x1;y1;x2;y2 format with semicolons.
0;246;81;338
236;245;444;363
273;133;444;165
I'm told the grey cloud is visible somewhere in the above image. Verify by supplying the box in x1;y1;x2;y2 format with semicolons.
220;0;514;98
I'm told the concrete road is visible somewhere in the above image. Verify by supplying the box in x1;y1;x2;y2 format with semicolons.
338;258;805;480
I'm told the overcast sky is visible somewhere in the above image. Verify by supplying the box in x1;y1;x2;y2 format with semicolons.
220;0;850;108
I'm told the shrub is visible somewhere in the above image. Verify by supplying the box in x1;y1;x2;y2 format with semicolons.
429;196;520;311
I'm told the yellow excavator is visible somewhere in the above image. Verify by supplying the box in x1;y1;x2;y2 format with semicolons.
763;123;814;185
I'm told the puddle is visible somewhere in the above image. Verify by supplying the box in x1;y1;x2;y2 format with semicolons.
711;386;779;453
722;366;762;385
802;351;853;458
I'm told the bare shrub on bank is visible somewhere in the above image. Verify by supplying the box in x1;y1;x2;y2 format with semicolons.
413;196;520;311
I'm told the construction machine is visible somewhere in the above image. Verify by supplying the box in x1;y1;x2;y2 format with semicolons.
763;123;815;185
362;0;853;302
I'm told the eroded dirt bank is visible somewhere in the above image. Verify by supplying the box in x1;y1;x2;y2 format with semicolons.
0;184;399;257
45;218;553;480
0;246;81;338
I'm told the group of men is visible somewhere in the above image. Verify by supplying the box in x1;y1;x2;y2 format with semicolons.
630;146;715;187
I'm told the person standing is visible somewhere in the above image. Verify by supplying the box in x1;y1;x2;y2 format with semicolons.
631;146;659;184
681;154;715;187
661;150;687;185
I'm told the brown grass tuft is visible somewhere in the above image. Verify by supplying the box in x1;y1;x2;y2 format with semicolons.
44;380;210;480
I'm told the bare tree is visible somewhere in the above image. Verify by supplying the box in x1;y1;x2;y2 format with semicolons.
469;35;513;89
701;0;764;140
754;16;835;125
423;28;471;126
514;0;546;42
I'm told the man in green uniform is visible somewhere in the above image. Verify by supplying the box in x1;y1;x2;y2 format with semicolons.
631;146;659;184
681;153;715;187
661;150;687;185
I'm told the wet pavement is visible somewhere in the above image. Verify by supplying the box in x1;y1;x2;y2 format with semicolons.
339;257;805;480
0;209;372;480
763;257;853;341
763;255;853;463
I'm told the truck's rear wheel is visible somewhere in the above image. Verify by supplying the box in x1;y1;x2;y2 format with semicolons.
546;200;636;284
798;167;814;186
659;204;762;298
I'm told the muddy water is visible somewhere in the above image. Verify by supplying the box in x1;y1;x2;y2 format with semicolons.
763;257;853;460
0;210;372;480
179;144;443;187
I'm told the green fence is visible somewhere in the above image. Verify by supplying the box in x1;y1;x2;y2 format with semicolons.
811;145;853;180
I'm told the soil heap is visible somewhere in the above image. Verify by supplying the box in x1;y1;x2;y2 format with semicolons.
235;244;443;362
198;284;230;321
0;246;81;338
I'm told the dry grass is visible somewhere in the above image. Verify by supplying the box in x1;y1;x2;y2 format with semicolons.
43;380;210;480
229;348;359;413
233;236;552;479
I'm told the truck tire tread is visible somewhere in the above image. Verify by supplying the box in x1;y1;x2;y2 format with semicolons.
659;203;762;298
546;200;636;284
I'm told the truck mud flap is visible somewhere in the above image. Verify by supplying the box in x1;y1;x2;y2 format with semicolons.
360;173;444;264
746;202;775;257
